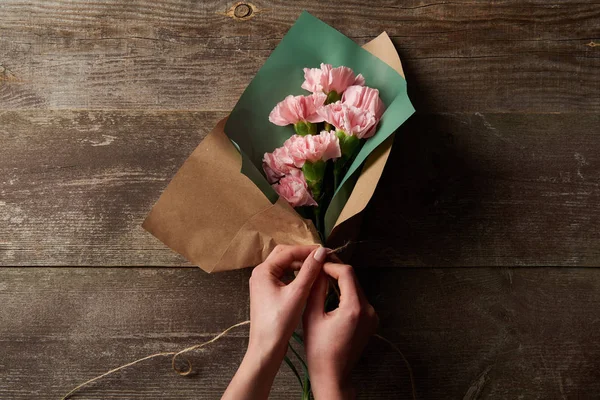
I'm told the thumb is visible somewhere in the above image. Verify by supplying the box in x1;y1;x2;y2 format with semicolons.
304;272;328;322
291;246;327;295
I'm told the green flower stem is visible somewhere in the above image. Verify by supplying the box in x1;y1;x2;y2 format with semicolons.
333;162;343;191
291;332;304;345
302;377;311;400
333;130;363;191
288;334;311;400
313;205;324;242
302;160;327;238
283;354;304;390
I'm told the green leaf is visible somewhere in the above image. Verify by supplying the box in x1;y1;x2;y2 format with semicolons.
283;354;304;390
291;331;304;345
289;333;312;400
288;341;309;372
302;373;311;400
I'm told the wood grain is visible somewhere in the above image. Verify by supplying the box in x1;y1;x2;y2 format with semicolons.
1;267;599;399
355;112;600;267
2;110;599;267
0;1;598;112
1;2;599;398
354;266;600;399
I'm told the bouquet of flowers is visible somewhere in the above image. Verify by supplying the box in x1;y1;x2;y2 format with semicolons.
143;12;414;272
264;64;386;238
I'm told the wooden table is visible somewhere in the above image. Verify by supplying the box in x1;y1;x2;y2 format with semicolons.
1;1;599;398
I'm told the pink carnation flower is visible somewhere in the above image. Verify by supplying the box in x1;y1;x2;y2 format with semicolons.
301;63;365;95
272;169;318;207
342;85;385;119
317;102;378;139
284;130;341;168
269;93;327;126
262;146;295;184
342;85;385;137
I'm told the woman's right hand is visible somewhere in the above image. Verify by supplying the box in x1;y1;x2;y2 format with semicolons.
303;262;379;399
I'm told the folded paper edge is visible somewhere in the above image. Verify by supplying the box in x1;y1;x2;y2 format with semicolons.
211;197;321;272
329;32;407;238
143;118;319;273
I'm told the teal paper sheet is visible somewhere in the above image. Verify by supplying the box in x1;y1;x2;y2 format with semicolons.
225;11;415;237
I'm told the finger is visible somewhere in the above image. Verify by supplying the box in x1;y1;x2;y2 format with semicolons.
291;247;327;293
323;262;361;308
304;272;328;322
263;245;319;276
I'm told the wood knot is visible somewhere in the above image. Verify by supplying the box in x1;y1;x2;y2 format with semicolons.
234;4;251;18
224;2;258;21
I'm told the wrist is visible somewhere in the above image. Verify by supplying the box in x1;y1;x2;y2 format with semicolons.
222;340;286;400
310;371;354;400
311;379;354;400
244;339;287;374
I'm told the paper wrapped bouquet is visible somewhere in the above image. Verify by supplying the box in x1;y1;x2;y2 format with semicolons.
143;12;415;272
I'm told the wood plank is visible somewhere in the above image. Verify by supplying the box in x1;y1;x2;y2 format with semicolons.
0;110;225;266
2;110;599;267
1;267;599;398
0;1;598;112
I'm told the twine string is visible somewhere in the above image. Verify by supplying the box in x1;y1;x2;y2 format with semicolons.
170;320;251;376
374;334;417;400
61;320;250;400
62;241;415;399
61;323;414;400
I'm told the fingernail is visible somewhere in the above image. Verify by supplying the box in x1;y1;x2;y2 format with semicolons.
314;246;328;262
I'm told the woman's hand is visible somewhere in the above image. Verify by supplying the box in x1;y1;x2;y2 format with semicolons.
247;244;327;357
222;244;327;400
303;262;379;399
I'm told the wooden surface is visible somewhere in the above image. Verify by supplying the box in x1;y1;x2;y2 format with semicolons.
2;267;600;399
2;111;599;267
1;1;599;267
1;1;600;399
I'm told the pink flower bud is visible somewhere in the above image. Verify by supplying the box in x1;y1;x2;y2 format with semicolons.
301;63;365;95
272;169;318;207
